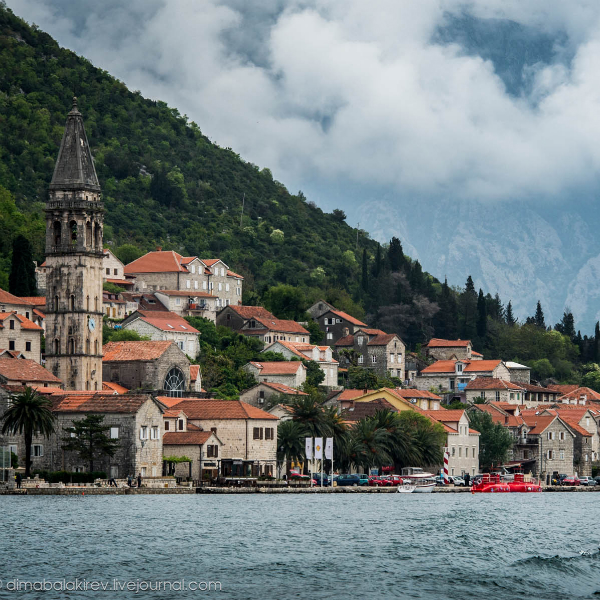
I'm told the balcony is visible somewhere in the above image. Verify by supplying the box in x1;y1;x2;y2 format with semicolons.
516;437;538;446
188;303;209;311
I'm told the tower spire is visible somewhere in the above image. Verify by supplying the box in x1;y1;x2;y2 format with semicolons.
50;98;100;192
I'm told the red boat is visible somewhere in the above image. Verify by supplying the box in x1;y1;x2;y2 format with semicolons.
471;473;542;493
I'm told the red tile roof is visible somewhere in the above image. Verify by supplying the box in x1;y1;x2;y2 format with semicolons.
334;334;355;347
521;383;558;394
156;396;188;408
252;318;309;335
342;398;399;422
169;399;278;420
560;417;592;437
0;358;62;384
227;270;244;279
367;333;398;346
558;387;600;401
422;409;466;423
102;381;129;394
103;341;173;361
360;328;386;336
106;278;134;286
134;311;199;333
200;259;222;267
465;360;502;372
248;361;305;375
163;431;214;445
0;289;34;305
227;306;276;320
471;351;483;357
338;389;376;400
258;381;308;395
546;384;579;394
18;296;46;306
190;365;201;382
125;250;190;274
0;313;43;331
425;338;471;347
420;360;458;374
392;389;442;400
328;309;367;327
521;414;557;434
53;393;154;413
33;309;45;319
465;378;524;391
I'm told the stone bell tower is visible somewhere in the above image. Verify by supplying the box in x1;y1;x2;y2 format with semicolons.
45;98;104;391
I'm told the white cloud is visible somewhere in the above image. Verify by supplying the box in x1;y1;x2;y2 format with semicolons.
8;0;600;203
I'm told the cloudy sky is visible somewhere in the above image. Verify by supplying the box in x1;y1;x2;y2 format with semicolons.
9;0;600;211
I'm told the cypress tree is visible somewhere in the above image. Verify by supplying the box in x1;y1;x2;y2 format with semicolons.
372;244;382;278
476;289;487;339
387;237;404;272
459;275;477;340
8;235;36;296
534;301;545;329
595;321;600;362
505;301;516;326
361;248;368;292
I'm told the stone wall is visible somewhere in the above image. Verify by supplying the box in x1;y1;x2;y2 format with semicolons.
446;429;480;477
124;318;199;358
508;368;531;384
426;345;471;361
0;319;42;363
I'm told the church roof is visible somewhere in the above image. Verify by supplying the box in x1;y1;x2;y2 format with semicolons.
50;97;100;192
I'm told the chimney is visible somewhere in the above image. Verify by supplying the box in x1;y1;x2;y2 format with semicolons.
156;246;162;251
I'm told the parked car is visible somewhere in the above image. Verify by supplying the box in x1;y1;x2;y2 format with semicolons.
579;476;596;486
450;476;466;486
376;476;396;487
594;476;600;485
311;473;332;486
357;474;370;486
288;472;310;480
388;475;404;486
562;476;580;486
552;473;569;485
336;474;362;486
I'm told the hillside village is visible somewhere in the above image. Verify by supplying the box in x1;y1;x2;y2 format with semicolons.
1;99;600;491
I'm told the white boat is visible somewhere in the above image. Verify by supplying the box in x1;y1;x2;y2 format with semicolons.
398;467;436;493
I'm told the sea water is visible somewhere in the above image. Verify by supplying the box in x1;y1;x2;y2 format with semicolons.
1;493;598;599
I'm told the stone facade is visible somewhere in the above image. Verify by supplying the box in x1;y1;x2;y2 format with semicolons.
44;99;104;391
103;292;126;319
506;362;531;384
154;290;217;322
424;339;472;361
103;342;191;394
317;309;367;345
416;361;510;393
239;382;307;408
0;314;42;363
244;361;307;388
123;316;200;358
445;416;480;477
102;249;126;281
307;300;336;320
163;432;222;481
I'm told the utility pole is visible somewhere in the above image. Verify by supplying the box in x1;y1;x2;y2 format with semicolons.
239;193;245;227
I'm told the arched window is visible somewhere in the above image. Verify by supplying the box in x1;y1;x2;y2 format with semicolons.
86;222;93;247
86;295;90;311
69;338;75;354
54;339;59;354
70;294;75;311
95;296;98;311
94;223;101;249
86;338;90;354
70;220;77;245
163;367;185;398
85;381;89;391
54;221;61;246
94;381;98;391
94;340;98;355
54;295;59;312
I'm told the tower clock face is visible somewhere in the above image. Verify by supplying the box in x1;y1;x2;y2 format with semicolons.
88;317;96;331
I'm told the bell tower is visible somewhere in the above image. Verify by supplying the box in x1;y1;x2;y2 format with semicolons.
45;98;104;391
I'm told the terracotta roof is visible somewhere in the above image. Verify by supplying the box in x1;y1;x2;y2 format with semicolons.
521;414;557;434
169;399;278;420
163;431;213;445
248;361;305;375
337;389;375;400
558;387;600;401
125;251;190;274
465;360;502;372
342;398;399;422
33;309;45;319
265;341;307;359
18;297;46;306
392;389;442;400
133;311;199;333
53;393;154;413
473;404;525;427
361;328;386;336
0;313;43;331
226;306;276;320
471;351;483;357
156;396;188;408
367;334;398;346
465;378;524;391
0;289;34;305
425;339;471;348
252;318;309;335
422;409;466;423
259;381;308;395
102;381;129;394
334;334;355;347
156;290;214;298
420;360;458;374
120;293;169;312
190;365;201;382
227;270;244;279
106;278;134;286
103;341;173;361
328;309;367;327
200;259;222;267
0;359;62;384
559;417;592;437
521;383;558;394
546;384;579;394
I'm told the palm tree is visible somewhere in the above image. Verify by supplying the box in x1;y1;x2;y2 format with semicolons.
290;395;325;437
277;420;307;477
1;387;55;477
371;409;419;470
397;411;445;467
348;418;392;472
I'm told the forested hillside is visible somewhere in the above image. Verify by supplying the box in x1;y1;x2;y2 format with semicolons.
2;4;600;387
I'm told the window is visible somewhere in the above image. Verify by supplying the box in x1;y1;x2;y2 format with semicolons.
106;268;110;275
237;288;241;296
150;426;160;440
9;444;17;456
194;281;198;289
164;421;170;431
481;391;486;399
458;447;462;457
178;419;184;431
207;445;219;457
164;367;185;397
371;355;376;363
140;426;148;440
451;446;456;456
9;341;15;350
175;297;181;305
547;432;554;440
457;363;463;373
141;467;147;477
110;427;119;439
495;391;500;401
191;265;195;274
559;450;564;460
32;445;43;457
26;312;30;319
473;447;476;458
9;320;14;330
358;355;364;364
221;268;225;276
114;268;118;275
218;283;222;291
327;332;333;340
547;450;553;460
390;354;395;363
203;281;207;290
186;280;191;289
559;431;565;441
177;341;184;351
253;427;264;440
266;428;274;440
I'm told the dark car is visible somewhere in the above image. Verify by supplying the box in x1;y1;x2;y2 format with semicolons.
312;473;332;486
552;473;569;486
594;476;600;485
336;474;362;486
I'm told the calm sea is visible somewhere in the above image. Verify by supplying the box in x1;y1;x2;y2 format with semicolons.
1;493;598;599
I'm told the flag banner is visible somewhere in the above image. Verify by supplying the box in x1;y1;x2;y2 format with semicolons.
305;437;313;460
325;437;333;460
314;437;323;460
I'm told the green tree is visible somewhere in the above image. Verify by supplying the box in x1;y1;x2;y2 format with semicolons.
305;319;324;345
555;310;576;340
9;234;36;296
277;420;308;477
534;301;546;329
114;243;143;265
62;414;120;473
103;327;150;345
1;387;55;477
467;409;513;470
387;237;405;272
361;248;369;292
303;359;325;388
262;284;306;320
505;301;516;326
476;288;487;341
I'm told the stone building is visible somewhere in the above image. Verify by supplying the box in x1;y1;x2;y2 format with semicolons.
102;249;129;283
0;312;43;363
0;289;36;319
416;359;510;394
335;328;405;379
153;290;218;321
240;381;308;408
424;339;473;361
44;98;104;391
102;341;191;397
163;398;279;477
216;305;277;331
307;299;336;320
103;291;126;320
162;428;222;481
262;340;339;388
238;317;309;344
505;361;531;384
122;310;200;358
0;357;63;389
520;383;561;406
465;378;526;404
124;251;243;316
244;361;307;389
315;308;367;345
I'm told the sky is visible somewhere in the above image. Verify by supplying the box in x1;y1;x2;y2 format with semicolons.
9;0;600;209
